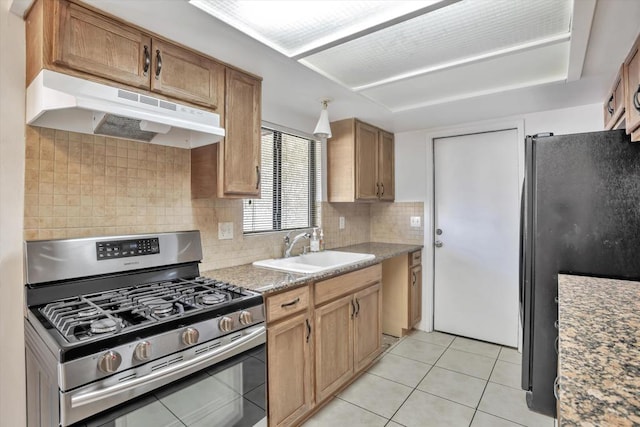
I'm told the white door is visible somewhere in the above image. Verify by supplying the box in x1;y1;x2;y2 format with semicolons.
433;129;520;347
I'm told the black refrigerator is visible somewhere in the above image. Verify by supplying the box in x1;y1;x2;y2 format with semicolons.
520;129;640;417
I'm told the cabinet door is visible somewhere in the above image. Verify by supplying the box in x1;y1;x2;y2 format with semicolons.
315;294;354;403
378;130;395;201
353;283;382;372
53;1;151;89
150;39;225;109
267;312;313;427
355;121;379;201
218;69;262;197
625;39;640;133
410;264;422;328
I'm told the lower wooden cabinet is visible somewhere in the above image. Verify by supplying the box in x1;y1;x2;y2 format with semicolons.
381;250;422;337
314;294;354;403
267;311;313;427
266;264;383;427
266;286;313;427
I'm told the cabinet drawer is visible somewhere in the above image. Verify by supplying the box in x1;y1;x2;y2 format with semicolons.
266;286;310;323
410;250;422;267
315;264;381;306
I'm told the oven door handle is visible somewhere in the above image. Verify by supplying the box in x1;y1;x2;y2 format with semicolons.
69;325;266;409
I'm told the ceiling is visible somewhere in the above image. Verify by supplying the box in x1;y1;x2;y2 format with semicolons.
10;0;640;134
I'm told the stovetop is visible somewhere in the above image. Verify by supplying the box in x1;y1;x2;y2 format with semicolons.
39;277;257;344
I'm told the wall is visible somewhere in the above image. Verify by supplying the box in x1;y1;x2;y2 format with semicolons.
394;102;604;333
0;2;26;426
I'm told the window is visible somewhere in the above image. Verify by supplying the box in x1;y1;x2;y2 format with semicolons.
243;126;320;233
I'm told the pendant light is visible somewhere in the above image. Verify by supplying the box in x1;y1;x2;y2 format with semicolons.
313;99;332;139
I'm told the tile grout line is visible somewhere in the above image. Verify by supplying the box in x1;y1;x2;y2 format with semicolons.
382;333;457;424
469;347;501;426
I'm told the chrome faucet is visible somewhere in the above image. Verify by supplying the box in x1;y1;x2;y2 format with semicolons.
284;231;311;258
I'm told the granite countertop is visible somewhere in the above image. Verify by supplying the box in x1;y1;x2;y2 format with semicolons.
201;242;422;295
558;274;640;426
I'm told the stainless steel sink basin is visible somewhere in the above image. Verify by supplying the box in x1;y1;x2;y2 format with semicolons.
252;251;375;274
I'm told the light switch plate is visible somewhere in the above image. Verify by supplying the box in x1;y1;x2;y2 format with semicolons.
339;216;345;230
410;216;421;228
218;222;234;240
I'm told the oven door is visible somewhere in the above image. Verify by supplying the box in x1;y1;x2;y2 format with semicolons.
67;327;267;427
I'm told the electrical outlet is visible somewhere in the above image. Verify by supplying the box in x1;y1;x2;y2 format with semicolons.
218;222;234;240
339;216;345;230
410;216;421;228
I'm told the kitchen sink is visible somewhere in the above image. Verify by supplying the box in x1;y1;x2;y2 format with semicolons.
252;251;375;274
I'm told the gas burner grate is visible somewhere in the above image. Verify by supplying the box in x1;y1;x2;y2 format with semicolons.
39;276;255;343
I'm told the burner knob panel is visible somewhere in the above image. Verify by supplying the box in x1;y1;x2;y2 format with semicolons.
239;311;253;326
134;341;152;361
182;327;199;346
219;316;234;332
98;350;122;373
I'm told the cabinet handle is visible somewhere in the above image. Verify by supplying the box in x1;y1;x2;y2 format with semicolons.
554;336;559;354
305;318;311;343
155;49;162;80
351;300;356;319
553;376;560;400
607;95;614;115
380;183;384;197
376;182;380;197
355;299;360;317
412;271;417;286
256;166;261;190
634;85;640;112
280;297;299;308
143;45;150;76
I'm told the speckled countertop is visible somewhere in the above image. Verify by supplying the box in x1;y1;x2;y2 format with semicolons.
558;274;640;426
201;242;422;295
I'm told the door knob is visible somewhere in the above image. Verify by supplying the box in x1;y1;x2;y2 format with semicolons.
436;228;443;235
435;241;443;248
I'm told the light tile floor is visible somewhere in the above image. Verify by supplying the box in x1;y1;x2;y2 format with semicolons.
303;331;556;427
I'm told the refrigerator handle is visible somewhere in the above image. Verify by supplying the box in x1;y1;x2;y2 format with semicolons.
531;132;554;138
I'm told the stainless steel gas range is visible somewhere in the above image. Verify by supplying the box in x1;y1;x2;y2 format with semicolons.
24;231;266;427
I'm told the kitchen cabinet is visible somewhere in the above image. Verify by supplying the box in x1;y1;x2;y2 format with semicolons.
190;68;262;198
624;34;640;139
27;0;225;110
603;65;625;130
327;118;395;202
150;38;225;110
381;250;422;337
266;286;314;427
314;265;382;402
264;264;382;426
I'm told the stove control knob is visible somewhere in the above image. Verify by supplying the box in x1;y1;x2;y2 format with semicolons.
134;341;152;361
219;316;234;332
239;311;253;326
98;350;122;373
182;328;199;346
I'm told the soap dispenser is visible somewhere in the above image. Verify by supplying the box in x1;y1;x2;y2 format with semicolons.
310;228;320;252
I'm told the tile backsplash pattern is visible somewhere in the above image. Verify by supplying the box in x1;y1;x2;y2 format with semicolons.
24;127;423;271
370;202;424;245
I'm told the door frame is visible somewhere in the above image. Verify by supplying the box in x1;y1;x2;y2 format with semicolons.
422;119;525;350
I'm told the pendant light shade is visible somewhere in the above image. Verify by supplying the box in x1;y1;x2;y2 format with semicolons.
313;100;332;139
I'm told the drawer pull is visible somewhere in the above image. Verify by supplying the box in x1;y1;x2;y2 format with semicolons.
553;376;560;400
280;297;300;308
554;336;559;354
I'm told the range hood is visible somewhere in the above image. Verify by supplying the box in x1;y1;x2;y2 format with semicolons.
26;70;225;148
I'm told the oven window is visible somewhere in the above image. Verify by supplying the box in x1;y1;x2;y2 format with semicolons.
76;345;266;427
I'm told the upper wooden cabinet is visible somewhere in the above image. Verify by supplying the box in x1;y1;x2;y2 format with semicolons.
328;118;395;202
624;34;640;138
51;0;151;89
150;38;225;110
27;0;226;110
603;65;625;130
191;69;262;199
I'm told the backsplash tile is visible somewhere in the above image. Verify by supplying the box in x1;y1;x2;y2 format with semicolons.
24;127;423;270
